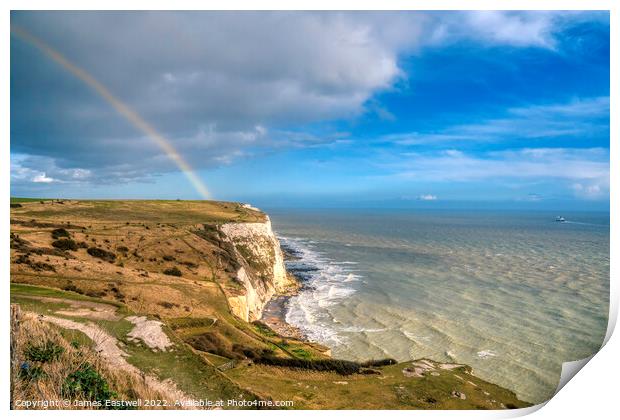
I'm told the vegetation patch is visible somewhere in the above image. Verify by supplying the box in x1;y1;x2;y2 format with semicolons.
10;233;31;249
19;363;46;381
185;332;236;359
252;321;277;337
62;283;84;295
163;266;182;277
254;356;363;375
11;219;84;229
62;364;116;404
24;340;65;363
361;358;398;368
13;254;56;272
87;247;116;262
51;228;71;239
52;238;78;251
168;317;216;330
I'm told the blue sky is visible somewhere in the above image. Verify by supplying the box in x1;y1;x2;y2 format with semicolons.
10;11;610;209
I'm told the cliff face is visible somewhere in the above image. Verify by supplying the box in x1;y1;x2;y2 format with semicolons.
218;216;294;321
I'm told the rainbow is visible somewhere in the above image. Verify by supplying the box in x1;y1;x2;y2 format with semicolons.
11;25;211;199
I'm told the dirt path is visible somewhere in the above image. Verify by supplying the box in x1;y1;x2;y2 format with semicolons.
40;315;193;404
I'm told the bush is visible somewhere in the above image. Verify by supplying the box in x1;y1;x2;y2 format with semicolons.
185;332;236;359
18;363;46;381
87;247;116;262
24;340;65;363
231;344;274;360
10;203;23;208
254;356;362;375
51;238;78;251
360;358;398;368
252;321;277;337
162;255;175;261
62;364;115;403
116;246;129;253
62;284;84;294
163;266;182;277
51;228;71;239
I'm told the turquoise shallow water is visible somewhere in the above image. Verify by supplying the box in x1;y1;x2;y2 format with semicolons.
267;209;609;404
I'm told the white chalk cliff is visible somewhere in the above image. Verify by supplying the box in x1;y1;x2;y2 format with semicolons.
218;217;294;321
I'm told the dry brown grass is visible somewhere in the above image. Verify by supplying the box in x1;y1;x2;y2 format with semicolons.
10;305;184;410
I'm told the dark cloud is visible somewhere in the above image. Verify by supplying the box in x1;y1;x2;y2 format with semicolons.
11;11;601;186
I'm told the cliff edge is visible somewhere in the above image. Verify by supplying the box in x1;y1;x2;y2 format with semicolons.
219;216;296;321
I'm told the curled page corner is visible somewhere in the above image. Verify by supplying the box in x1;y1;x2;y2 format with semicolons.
494;355;598;418
554;355;596;395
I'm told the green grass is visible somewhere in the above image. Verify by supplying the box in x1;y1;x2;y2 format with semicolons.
11;283;125;309
124;333;252;403
228;360;530;409
60;328;94;349
10;283;254;406
11;199;266;224
11;197;54;203
290;348;313;360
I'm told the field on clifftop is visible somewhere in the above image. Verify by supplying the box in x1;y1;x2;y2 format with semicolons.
10;199;530;410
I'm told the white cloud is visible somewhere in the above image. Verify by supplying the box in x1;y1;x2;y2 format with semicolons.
418;194;437;201
425;11;605;50
11;154;94;186
391;148;609;200
463;11;557;49
384;96;609;146
32;173;55;183
572;183;605;199
10;11;607;187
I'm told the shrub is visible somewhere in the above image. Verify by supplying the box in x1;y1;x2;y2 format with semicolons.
180;261;198;268
51;228;71;239
62;364;115;403
291;348;312;360
24;340;64;363
185;332;236;359
360;358;398;368
76;241;89;249
116;246;129;253
231;344;274;360
87;247;116;262
162;255;175;261
18;363;46;381
10;203;23;208
62;284;84;294
252;321;277;337
31;261;56;272
163;266;182;277
254;357;362;375
10;233;30;250
51;238;78;251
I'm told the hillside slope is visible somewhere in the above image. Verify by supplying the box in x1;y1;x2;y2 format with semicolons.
10;199;530;410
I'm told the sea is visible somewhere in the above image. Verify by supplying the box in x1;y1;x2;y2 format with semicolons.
266;208;609;404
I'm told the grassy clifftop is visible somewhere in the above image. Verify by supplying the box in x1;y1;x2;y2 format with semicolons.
10;198;266;224
10;199;530;410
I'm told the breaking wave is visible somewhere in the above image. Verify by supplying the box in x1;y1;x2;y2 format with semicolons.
279;235;361;347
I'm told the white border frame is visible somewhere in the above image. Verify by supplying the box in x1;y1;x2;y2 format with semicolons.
2;2;617;419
